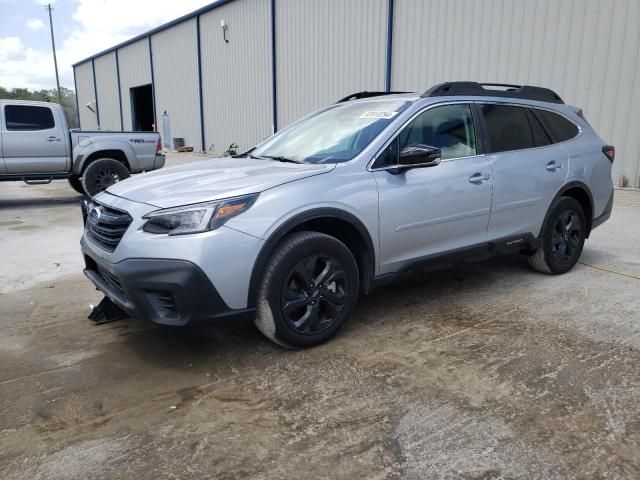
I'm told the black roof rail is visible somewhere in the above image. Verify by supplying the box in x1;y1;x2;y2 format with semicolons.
422;82;564;104
337;91;411;103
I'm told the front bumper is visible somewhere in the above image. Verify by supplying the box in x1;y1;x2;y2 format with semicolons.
82;243;255;326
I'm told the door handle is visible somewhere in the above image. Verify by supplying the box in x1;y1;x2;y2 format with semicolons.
47;136;61;142
546;160;562;171
469;172;491;184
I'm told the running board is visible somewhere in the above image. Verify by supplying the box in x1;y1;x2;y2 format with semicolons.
24;178;53;185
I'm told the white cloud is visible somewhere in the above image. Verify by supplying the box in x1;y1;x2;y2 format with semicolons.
0;0;211;90
26;18;46;31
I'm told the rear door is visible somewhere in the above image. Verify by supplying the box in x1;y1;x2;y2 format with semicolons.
373;103;494;274
480;103;568;241
2;103;69;174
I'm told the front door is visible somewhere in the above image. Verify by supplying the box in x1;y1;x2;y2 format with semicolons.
373;103;494;274
2;103;69;174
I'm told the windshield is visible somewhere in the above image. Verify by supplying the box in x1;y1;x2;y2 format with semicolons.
252;99;413;164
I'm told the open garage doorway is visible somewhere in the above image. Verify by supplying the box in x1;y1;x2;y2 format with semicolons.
130;84;154;131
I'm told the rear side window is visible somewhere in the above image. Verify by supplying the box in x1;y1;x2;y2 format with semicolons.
4;105;55;131
534;109;579;143
526;109;551;147
480;104;534;153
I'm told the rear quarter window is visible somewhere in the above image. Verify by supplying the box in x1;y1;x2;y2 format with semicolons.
534;109;579;143
4;105;55;131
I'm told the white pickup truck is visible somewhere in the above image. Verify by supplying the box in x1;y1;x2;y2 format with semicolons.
0;99;165;196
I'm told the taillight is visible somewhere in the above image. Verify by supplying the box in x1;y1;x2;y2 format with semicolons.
602;145;615;163
156;137;162;155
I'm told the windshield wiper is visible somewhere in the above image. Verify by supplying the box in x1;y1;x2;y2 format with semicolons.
248;153;303;164
259;155;303;164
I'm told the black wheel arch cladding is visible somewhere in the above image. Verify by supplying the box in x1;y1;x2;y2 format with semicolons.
540;181;594;238
248;208;375;308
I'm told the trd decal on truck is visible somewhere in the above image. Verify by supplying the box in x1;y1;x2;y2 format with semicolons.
129;138;156;144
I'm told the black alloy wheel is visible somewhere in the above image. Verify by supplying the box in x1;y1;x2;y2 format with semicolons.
551;209;582;265
81;158;131;197
528;196;586;275
281;254;348;335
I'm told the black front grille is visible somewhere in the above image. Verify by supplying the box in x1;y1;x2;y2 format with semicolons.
85;202;132;252
97;265;124;296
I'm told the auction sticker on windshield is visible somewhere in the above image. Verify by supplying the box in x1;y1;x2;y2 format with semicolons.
360;111;399;119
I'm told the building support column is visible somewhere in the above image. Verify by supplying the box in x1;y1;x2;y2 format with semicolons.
115;49;124;131
270;0;278;133
148;36;157;132
91;58;100;127
385;0;395;92
196;14;206;152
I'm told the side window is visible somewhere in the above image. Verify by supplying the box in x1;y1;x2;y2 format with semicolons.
399;104;476;160
481;104;534;153
526;109;551;147
4;105;55;131
534;109;579;143
377;136;399;167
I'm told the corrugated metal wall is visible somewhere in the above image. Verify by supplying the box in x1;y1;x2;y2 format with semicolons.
117;39;152;131
275;0;388;128
93;52;121;131
392;0;640;188
151;18;201;150
200;0;273;152
74;61;98;130
74;0;640;186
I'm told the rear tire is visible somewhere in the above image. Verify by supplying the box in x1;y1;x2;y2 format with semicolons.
68;175;85;195
255;231;359;349
81;158;130;197
528;196;586;274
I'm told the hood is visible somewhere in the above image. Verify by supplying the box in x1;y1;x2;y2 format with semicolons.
107;157;335;208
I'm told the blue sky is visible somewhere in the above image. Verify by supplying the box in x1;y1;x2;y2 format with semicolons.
0;0;213;91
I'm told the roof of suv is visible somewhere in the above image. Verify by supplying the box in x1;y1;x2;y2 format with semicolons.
338;82;565;106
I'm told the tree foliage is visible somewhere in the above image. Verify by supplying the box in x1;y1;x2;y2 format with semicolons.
0;86;79;128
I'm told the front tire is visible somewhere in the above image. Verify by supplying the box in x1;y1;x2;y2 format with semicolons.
528;197;586;274
81;158;130;197
255;231;360;349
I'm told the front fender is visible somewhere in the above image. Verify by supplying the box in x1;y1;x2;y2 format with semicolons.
72;140;139;175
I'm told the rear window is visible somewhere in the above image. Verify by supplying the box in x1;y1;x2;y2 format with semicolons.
480;104;535;153
5;105;55;131
534;109;579;143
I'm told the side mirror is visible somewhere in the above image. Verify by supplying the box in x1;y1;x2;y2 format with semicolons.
398;144;441;168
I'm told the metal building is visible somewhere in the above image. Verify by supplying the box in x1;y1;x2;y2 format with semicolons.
73;0;640;188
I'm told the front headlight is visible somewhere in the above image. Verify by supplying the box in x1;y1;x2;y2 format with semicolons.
142;193;258;235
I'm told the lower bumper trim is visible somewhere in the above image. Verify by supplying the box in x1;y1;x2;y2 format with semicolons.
83;250;255;327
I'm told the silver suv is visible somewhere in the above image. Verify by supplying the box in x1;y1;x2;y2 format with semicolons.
81;82;614;348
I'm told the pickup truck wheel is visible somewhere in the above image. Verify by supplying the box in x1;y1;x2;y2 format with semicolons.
255;231;359;349
528;197;586;274
68;176;85;195
81;158;130;197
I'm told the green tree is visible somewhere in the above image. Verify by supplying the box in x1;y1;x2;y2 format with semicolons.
0;86;78;128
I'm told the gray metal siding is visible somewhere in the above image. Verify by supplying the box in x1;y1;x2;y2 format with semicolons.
275;0;388;128
391;0;640;188
117;39;152;131
93;52;121;131
151;19;201;150
200;0;273;153
74;61;98;130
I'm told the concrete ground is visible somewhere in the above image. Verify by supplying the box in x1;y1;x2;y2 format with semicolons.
1;155;639;479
